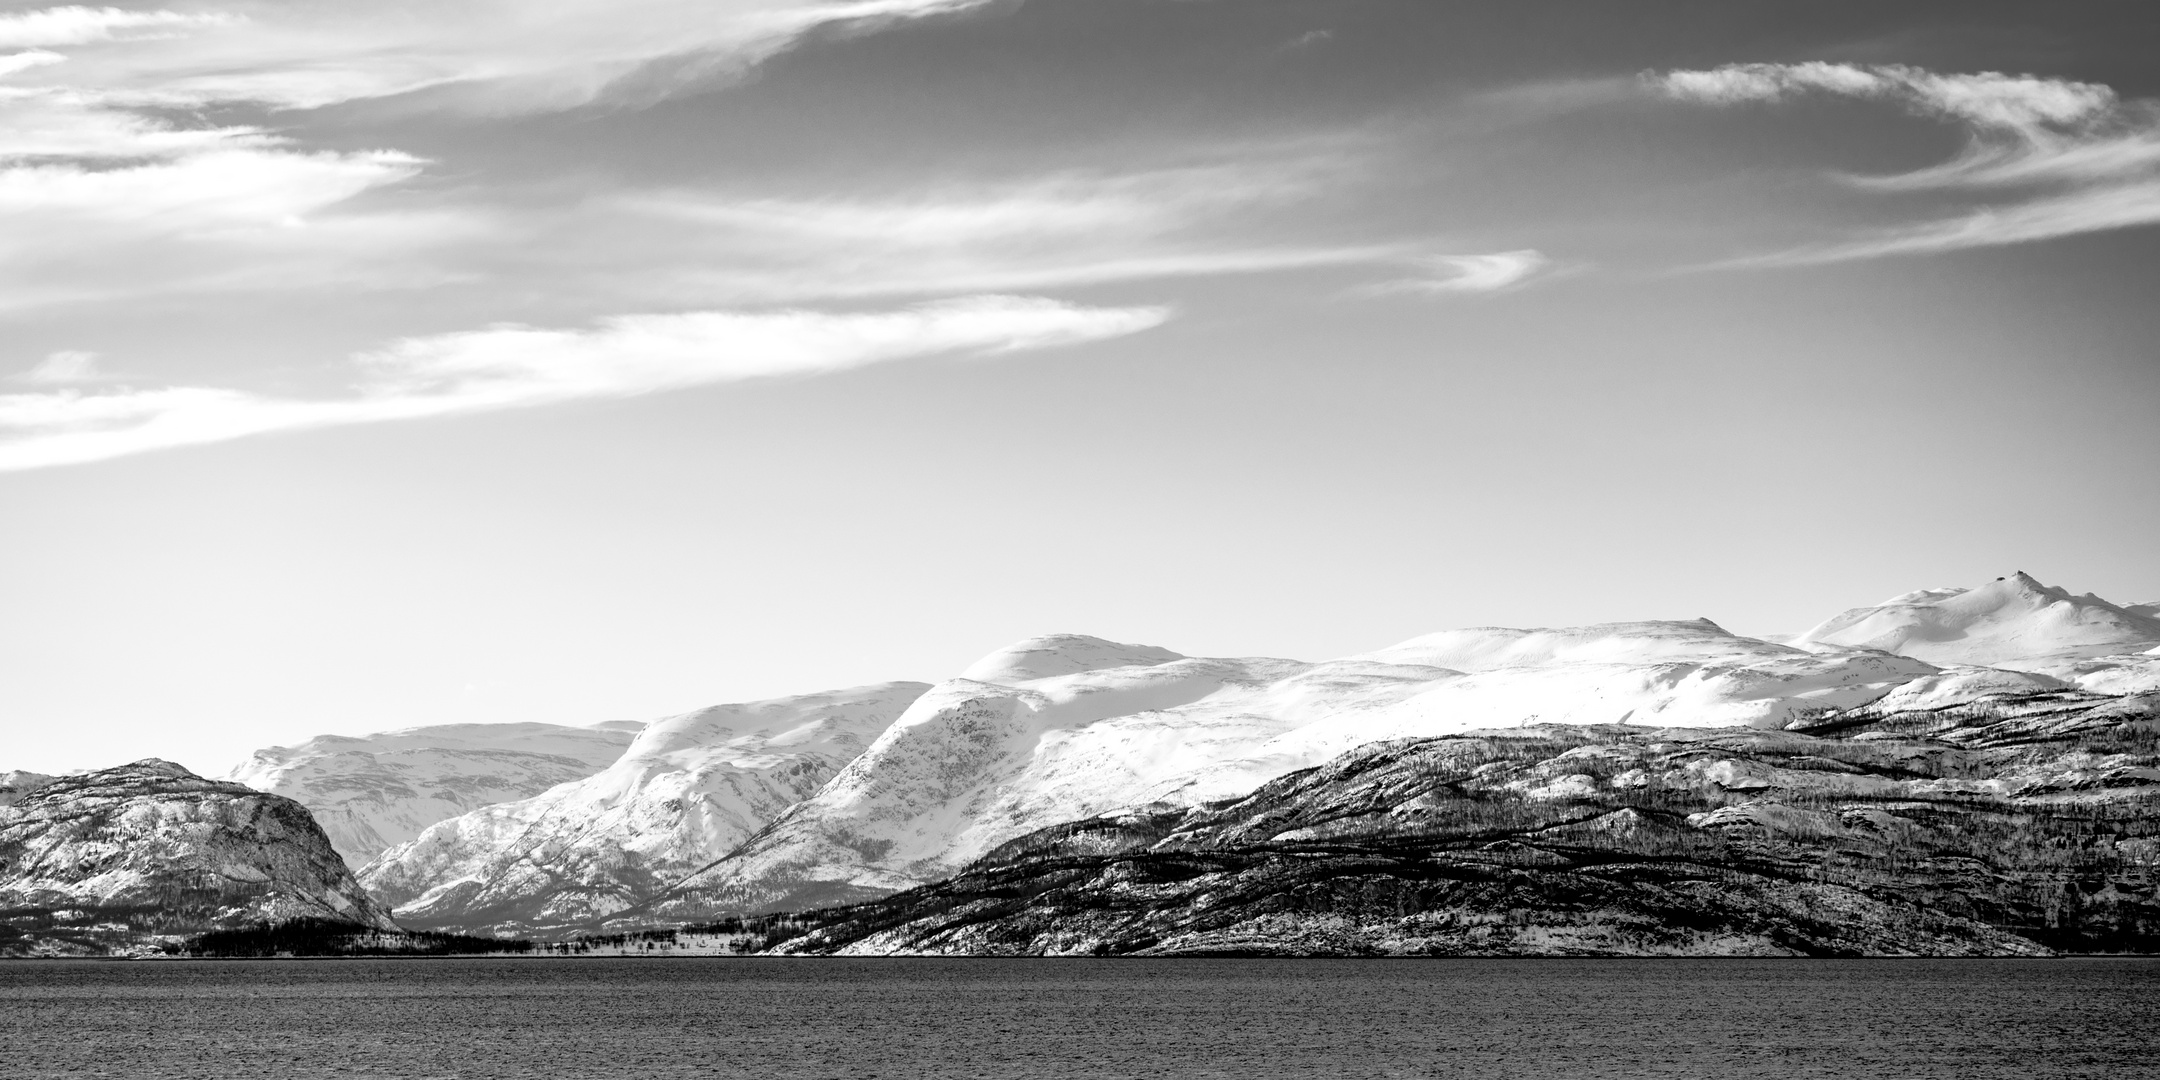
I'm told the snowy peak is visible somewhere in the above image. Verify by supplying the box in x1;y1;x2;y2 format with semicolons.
959;634;1185;685
1798;572;2160;671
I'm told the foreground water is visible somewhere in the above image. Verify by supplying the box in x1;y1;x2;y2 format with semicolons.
2;958;2155;1079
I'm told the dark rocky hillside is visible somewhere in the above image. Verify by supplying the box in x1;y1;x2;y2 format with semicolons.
772;691;2160;956
1;760;400;956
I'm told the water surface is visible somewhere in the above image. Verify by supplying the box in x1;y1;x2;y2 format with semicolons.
2;958;2153;1079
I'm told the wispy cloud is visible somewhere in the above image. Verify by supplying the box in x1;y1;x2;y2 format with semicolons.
1360;249;1550;296
0;6;233;48
10;350;105;386
0;2;1007;308
0;10;454;306
565;161;1422;303
34;1;1002;112
0;296;1169;471
1654;62;2160;262
0;49;64;75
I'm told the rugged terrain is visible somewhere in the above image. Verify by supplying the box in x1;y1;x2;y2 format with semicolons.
226;720;644;866
360;682;930;935
604;575;2156;929
1;761;399;956
770;689;2160;956
610;624;1950;925
79;569;2160;955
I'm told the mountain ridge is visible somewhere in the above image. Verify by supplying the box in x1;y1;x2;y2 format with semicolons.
192;571;2160;946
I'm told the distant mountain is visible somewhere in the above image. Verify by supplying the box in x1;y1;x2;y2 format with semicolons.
225;720;644;866
212;572;2160;951
1;761;398;957
769;689;2160;957
359;683;930;935
618;624;1940;924
0;771;55;807
1798;571;2160;677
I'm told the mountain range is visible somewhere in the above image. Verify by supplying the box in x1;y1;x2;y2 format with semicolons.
5;571;2157;956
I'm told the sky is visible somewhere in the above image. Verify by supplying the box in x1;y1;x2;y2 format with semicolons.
3;0;2157;774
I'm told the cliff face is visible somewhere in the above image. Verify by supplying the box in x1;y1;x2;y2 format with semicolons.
772;691;2160;957
0;760;397;957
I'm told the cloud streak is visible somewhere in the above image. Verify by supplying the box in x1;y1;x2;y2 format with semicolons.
31;1;1002;112
0;2;1010;308
0;296;1169;472
593;163;1420;303
0;6;232;48
11;350;105;386
1655;62;2160;263
1361;250;1550;296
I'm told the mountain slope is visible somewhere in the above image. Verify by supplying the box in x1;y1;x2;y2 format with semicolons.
1;761;397;957
623;621;1936;924
337;573;2156;939
358;682;930;934
770;690;2160;957
1798;572;2160;679
225;720;643;866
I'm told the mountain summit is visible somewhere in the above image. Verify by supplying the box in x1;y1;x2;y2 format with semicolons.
1798;571;2160;671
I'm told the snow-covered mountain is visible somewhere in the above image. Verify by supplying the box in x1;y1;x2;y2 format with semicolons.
231;572;2160;938
224;721;643;866
770;687;2160;957
1;761;397;957
1798;572;2160;677
632;623;1941;921
359;683;929;934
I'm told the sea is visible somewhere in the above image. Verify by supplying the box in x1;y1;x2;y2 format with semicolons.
2;957;2154;1079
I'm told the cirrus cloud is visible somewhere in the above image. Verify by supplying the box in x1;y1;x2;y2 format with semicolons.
0;6;234;49
1654;62;2160;263
0;1;1010;308
0;296;1170;471
1360;249;1550;296
24;0;1004;113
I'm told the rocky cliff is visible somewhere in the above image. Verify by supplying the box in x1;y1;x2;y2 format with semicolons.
1;760;398;957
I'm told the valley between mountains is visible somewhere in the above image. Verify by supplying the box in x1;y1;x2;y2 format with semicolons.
7;572;2160;957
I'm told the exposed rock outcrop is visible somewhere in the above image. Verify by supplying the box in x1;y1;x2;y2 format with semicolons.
1;760;397;957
